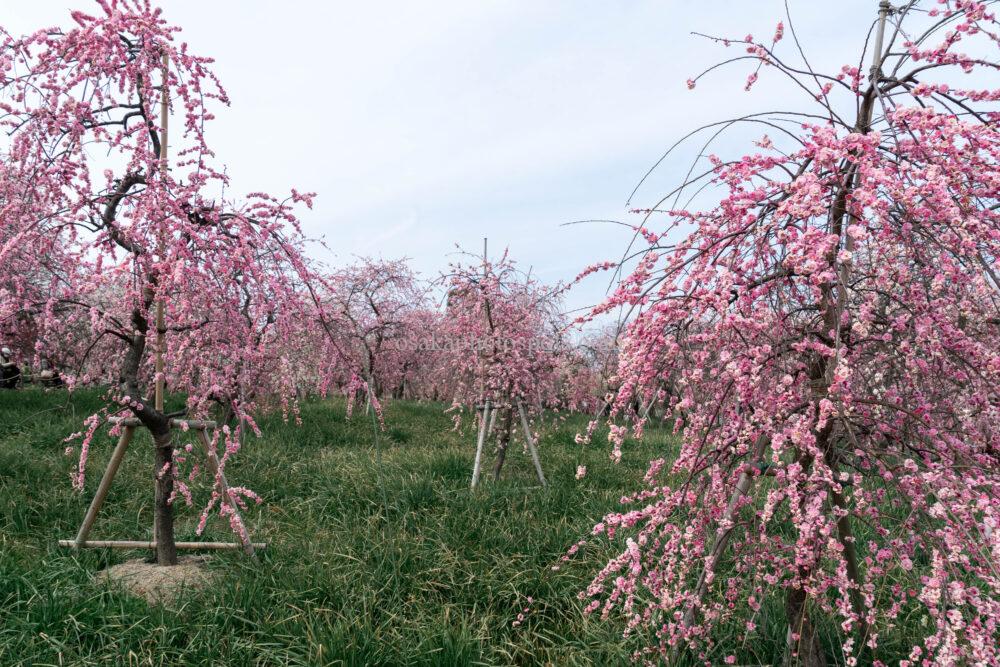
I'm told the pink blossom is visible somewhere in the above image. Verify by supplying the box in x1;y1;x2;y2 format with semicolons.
574;3;1000;662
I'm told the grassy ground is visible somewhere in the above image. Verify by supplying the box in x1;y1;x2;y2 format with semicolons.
1;387;673;666
1;388;938;665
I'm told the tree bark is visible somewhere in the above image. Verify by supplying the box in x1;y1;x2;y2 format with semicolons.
152;426;178;566
785;585;826;667
120;287;179;566
491;407;514;480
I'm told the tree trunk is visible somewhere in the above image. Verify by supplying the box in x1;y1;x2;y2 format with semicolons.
121;292;178;566
491;407;514;480
220;398;238;426
152;427;178;565
785;585;826;667
394;363;409;399
780;7;887;657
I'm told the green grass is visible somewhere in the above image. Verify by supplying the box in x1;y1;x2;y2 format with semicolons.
0;389;942;665
1;388;671;666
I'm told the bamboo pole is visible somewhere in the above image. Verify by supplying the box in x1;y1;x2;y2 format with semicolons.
870;0;890;82
152;51;170;554
517;400;546;487
640;396;655;421
486;406;498;438
470;401;492;489
154;51;168;414
195;428;257;558
60;540;266;551
73;426;136;547
677;436;768;633
469;238;498;489
478;237;488;402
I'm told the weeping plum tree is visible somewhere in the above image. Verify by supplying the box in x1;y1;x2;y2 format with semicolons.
441;249;565;480
389;306;447;400
0;1;316;565
318;258;429;404
554;338;610;416
577;1;1000;664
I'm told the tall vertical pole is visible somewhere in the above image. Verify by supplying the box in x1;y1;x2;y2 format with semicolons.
784;3;891;663
153;52;169;553
469;238;490;488
517;400;547;487
870;1;890;83
479;237;489;407
470;399;491;489
155;52;168;413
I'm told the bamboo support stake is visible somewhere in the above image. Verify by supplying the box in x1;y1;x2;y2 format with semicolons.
486;406;498;438
672;434;768;662
641;396;655;421
60;425;264;556
74;426;136;547
470;401;492;489
154;51;169;414
152;51;170;551
870;0;890;82
469;238;498;490
195;428;257;557
517;400;547;487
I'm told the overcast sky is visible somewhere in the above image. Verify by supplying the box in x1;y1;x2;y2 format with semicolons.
5;1;879;313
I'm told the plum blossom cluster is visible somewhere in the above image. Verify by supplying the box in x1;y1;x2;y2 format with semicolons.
439;250;568;421
0;0;319;562
575;2;1000;664
309;258;433;411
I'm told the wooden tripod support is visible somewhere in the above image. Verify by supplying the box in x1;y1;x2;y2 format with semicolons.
517;400;547;487
58;416;265;556
470;399;492;489
467;239;547;489
470;398;546;489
